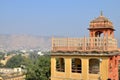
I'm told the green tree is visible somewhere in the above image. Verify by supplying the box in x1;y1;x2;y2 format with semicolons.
0;52;5;59
26;55;50;80
5;54;26;68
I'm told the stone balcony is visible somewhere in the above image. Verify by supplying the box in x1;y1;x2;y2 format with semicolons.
52;37;118;52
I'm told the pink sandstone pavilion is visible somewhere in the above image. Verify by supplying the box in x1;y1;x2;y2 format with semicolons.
51;12;120;80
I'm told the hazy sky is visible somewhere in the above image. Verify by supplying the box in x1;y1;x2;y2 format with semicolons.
0;0;120;38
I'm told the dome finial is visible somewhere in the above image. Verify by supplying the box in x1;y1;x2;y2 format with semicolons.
100;11;103;16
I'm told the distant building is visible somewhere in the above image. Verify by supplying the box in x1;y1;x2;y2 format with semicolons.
37;51;44;56
0;54;15;65
51;12;120;80
0;67;25;80
1;74;25;80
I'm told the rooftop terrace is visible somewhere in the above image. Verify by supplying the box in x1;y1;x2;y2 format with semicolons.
52;37;118;52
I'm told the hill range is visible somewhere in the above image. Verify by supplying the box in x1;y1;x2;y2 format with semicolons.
0;34;51;51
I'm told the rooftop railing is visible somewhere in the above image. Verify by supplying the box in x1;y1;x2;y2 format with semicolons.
52;37;118;52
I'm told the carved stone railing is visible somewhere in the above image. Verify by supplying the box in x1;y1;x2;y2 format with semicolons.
52;37;117;52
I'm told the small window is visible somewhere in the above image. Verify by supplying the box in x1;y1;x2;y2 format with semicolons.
72;58;82;73
89;59;100;74
56;58;65;72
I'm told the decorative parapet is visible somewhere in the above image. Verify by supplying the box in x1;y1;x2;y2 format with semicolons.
52;37;118;52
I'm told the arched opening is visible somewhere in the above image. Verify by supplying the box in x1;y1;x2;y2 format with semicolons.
89;58;100;74
95;31;103;37
56;58;65;72
71;58;82;73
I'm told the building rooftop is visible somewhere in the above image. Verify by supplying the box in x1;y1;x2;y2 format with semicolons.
89;12;114;30
52;37;118;52
91;13;110;22
51;12;118;53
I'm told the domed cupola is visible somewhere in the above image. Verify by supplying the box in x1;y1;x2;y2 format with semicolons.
88;12;115;38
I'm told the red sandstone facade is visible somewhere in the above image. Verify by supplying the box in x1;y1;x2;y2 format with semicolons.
108;55;120;80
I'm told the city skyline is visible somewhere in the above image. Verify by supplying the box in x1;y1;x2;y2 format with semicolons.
0;0;120;38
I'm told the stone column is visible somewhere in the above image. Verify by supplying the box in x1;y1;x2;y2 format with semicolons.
51;56;56;78
82;57;89;80
65;57;71;79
